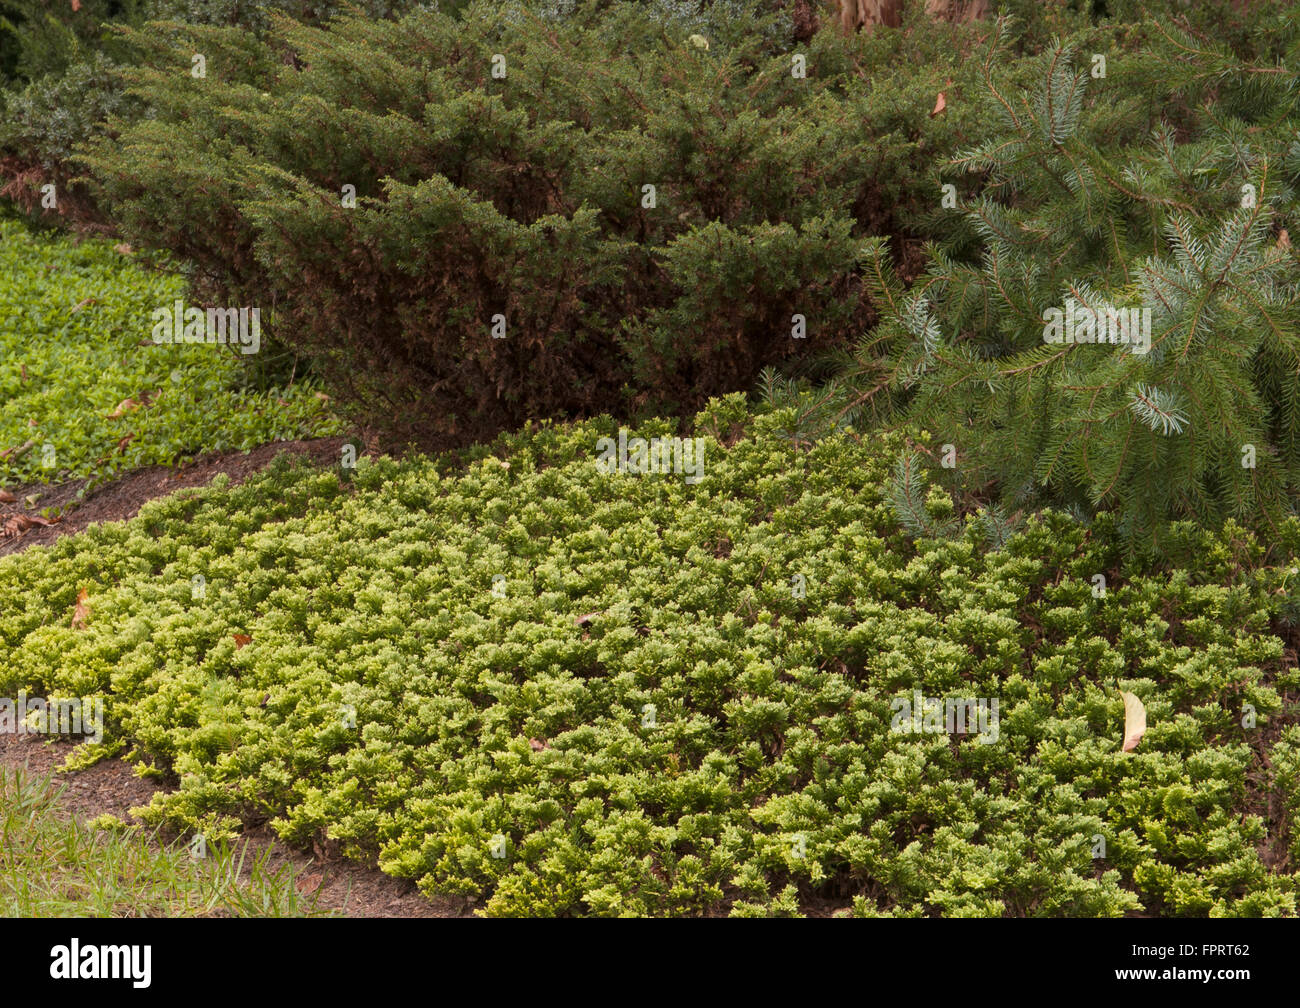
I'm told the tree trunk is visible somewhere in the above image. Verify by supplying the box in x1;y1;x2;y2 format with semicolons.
834;0;989;34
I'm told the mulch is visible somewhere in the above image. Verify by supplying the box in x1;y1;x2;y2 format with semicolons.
0;437;351;556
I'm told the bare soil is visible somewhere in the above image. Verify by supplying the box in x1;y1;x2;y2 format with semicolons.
0;437;351;556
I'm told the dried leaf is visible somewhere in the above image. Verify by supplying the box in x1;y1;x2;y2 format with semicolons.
0;490;15;504
1120;690;1146;752
931;91;947;117
116;433;136;454
573;611;602;626
233;633;252;649
72;589;90;630
106;398;139;419
113;242;133;255
528;737;548;751
296;872;323;895
1278;229;1291;251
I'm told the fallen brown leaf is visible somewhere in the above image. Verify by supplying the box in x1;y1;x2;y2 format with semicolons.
3;515;31;537
233;634;252;649
931;91;947;117
295;872;324;895
72;589;90;630
0;490;15;504
106;397;139;419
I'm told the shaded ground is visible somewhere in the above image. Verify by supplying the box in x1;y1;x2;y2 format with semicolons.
0;437;350;556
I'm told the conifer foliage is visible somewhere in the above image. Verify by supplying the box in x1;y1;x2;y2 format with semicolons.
853;16;1300;552
75;0;983;446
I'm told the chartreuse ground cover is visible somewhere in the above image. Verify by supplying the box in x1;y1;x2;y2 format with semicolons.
0;214;339;489
2;396;1299;916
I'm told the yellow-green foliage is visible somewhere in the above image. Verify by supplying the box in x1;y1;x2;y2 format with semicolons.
1;396;1298;916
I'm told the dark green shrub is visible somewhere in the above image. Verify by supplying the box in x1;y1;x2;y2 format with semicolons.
0;0;421;86
0;0;149;85
0;0;426;229
0;52;134;224
78;0;988;445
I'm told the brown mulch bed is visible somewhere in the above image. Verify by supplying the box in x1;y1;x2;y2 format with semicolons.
0;437;350;556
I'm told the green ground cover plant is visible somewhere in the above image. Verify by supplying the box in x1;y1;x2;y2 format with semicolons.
1;395;1297;916
4;0;1299;925
0;214;340;490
